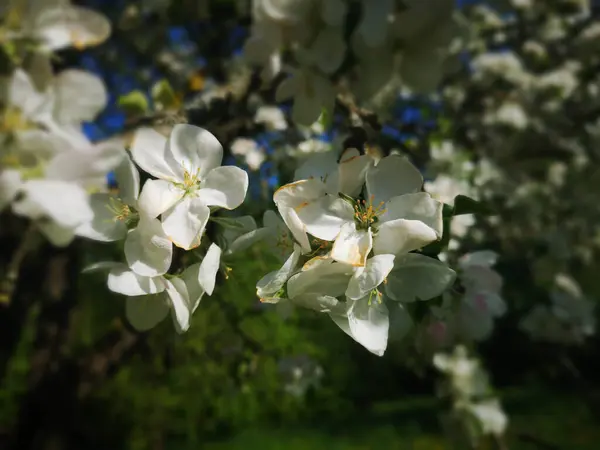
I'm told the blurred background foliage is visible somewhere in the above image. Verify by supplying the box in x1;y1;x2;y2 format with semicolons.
2;0;600;449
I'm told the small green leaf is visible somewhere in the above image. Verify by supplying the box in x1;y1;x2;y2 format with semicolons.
453;195;495;216
118;90;149;116
210;216;247;230
151;79;178;110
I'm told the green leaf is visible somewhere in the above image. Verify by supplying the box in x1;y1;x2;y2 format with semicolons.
453;195;495;216
118;90;149;116
151;79;178;110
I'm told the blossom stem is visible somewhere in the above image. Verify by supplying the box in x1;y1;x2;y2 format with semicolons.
0;224;38;305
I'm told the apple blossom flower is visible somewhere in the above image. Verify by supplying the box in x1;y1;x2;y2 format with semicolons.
131;124;248;250
85;243;222;333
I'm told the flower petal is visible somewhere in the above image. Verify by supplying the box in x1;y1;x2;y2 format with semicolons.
108;267;166;296
12;179;92;227
0;170;22;211
125;294;170;332
358;0;394;47
181;263;205;313
384;253;456;302
166;278;192;334
137;179;183;219
130;127;176;181
296;196;355;241
381;192;443;238
38;221;76;247
167;124;223;180
287;260;354;299
257;245;301;301
346;254;395;300
124;217;173;277
458;251;499;269
366;155;423;205
338;151;372;197
278;206;311;253
331;222;373;267
373;218;438;256
198;243;222;296
75;193;127;242
161;196;210;250
330;297;389;356
197;166;248;209
34;5;111;51
52;69;107;123
114;151;140;204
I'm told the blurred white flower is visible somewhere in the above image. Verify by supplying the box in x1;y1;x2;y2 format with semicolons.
231;137;266;171
254;105;287;130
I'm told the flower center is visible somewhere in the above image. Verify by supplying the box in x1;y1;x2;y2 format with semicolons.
354;195;386;230
1;108;34;132
106;197;136;224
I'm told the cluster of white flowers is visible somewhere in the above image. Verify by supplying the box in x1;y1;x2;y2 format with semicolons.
434;346;508;445
0;27;123;246
253;148;457;356
245;0;462;125
413;251;506;354
82;124;251;333
520;273;596;345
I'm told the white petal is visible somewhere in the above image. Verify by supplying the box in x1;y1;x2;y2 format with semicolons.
358;0;394;47
167;124;223;180
337;152;372;197
38;221;76;247
346;254;395;300
124;217;173;277
34;5;111;51
181;263;204;313
125;294;170;332
197;166;248;209
165;278;192;334
459;251;499;269
161;196;210;250
373;218;438;256
461;266;503;295
9;69;52;122
137;179;183;219
331;222;373;267
293;150;338;184
0;170;22;211
82;261;123;274
287;261;354;299
275;76;297;102
384;253;456;302
114;151;140;204
293;72;335;126
108;267;166;296
309;26;346;74
227;227;271;255
291;294;343;313
52;70;107;123
273;178;327;208
296;196;355;241
256;245;301;300
130;127;176;181
75;193;127;242
278;206;311;253
366;155;423;205
330;297;389;356
45;144;125;184
381;192;443;238
198;243;222;295
12;180;92;227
